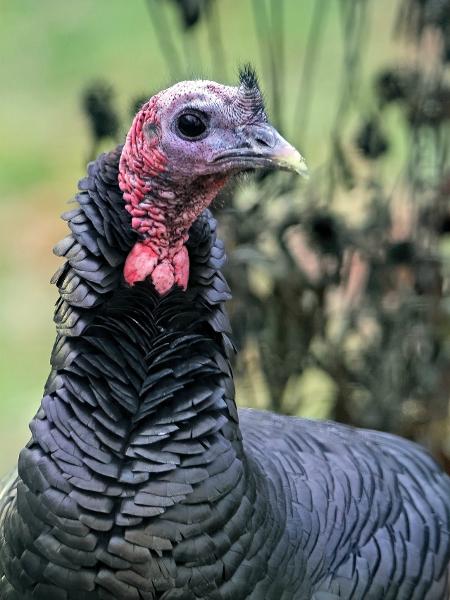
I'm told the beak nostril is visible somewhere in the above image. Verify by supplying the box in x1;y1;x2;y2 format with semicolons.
244;124;277;150
255;136;271;148
230;123;307;176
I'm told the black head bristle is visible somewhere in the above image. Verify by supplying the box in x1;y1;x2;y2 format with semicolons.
239;64;260;93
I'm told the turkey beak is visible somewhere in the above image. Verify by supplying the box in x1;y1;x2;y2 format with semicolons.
213;124;308;177
246;124;308;177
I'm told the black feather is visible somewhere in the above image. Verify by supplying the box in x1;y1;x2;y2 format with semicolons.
238;63;261;93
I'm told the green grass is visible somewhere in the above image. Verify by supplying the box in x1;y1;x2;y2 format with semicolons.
0;0;400;471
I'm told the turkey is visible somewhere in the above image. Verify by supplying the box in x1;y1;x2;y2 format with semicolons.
0;67;449;600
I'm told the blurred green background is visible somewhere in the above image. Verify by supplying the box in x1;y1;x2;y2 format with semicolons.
0;0;407;471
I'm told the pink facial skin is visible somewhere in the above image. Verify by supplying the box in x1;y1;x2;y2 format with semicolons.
119;78;269;295
119;84;231;295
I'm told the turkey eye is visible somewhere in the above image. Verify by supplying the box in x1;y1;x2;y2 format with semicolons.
176;113;207;139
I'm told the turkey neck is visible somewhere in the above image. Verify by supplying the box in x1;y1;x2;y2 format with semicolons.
14;148;276;596
124;176;227;255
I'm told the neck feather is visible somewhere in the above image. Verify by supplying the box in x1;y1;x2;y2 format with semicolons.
14;147;266;593
2;146;280;599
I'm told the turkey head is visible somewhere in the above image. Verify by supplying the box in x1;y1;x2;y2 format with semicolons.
119;66;307;295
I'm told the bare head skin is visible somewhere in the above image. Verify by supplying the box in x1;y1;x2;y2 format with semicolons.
119;66;307;295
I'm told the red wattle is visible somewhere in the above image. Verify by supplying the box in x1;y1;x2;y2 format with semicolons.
124;241;190;295
173;246;189;291
124;243;158;286
151;261;175;295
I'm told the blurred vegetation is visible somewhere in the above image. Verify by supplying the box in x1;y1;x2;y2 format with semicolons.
1;0;449;473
